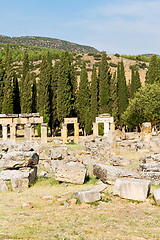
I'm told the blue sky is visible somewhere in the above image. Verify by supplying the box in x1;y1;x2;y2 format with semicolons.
0;0;159;54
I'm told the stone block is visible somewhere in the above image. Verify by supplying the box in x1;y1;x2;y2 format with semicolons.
153;188;160;205
11;178;29;191
1;151;39;169
74;189;101;203
0;179;9;192
93;163;139;184
55;162;87;184
113;178;151;201
50;148;62;160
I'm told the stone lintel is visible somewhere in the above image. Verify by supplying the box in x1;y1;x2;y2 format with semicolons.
64;118;77;124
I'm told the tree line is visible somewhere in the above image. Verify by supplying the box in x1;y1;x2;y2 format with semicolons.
0;44;159;135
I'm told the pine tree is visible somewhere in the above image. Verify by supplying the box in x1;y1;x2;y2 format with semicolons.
145;54;160;84
78;61;90;130
13;72;21;113
57;51;75;123
117;60;128;125
91;65;98;122
2;71;14;114
21;72;32;113
110;71;118;125
98;51;111;114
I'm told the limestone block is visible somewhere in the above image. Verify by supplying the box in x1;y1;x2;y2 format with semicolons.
55;162;87;184
0;179;9;192
74;189;101;203
113;178;151;201
17;141;40;152
1;151;39;169
153;188;160;205
93;163;140;184
50;148;62;160
11;178;29;191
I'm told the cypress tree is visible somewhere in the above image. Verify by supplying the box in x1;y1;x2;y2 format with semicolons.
78;61;90;130
31;73;37;113
91;65;98;122
110;71;118;125
85;108;92;135
13;72;21;113
2;71;14;114
98;51;111;114
52;61;59;134
57;51;75;123
0;58;5;113
130;67;141;99
22;50;29;81
21;72;32;113
38;55;50;122
135;69;141;91
145;54;160;84
117;60;128;125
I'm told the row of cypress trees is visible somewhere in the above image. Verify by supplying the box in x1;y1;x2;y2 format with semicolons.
0;46;143;135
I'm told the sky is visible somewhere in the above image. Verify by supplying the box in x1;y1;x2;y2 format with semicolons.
0;0;159;55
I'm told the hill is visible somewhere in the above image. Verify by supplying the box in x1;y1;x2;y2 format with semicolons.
0;35;99;53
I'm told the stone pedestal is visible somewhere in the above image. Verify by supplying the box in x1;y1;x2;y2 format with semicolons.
62;123;67;144
41;123;47;144
10;124;16;142
74;123;79;143
25;123;32;141
93;123;98;137
104;122;110;136
2;124;8;140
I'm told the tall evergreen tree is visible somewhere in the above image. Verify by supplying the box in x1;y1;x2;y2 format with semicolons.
52;61;59;133
22;50;29;81
145;54;160;84
110;71;118;125
31;73;37;113
130;67;141;98
2;71;14;114
78;61;90;130
21;72;32;113
98;51;111;114
38;55;50;122
57;51;75;123
117;60;128;125
91;65;98;122
0;58;5;113
13;72;21;113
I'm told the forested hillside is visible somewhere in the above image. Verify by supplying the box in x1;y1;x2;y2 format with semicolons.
0;35;99;53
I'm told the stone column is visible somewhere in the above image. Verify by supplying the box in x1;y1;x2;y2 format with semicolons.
93;123;98;137
10;124;16;142
74;123;79;143
104;122;109;136
110;123;115;131
62;123;67;144
25;123;32;141
2;124;8;140
41;123;48;144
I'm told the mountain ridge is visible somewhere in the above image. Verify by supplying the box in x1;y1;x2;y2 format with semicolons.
0;35;99;53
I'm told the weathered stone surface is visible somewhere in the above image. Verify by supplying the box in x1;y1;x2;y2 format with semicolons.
153;188;160;205
74;189;101;203
140;153;160;164
87;183;108;192
0;167;37;184
0;179;9;192
140;172;160;185
55;162;87;184
17;141;40;152
113;178;151;201
1;151;39;169
93;163;139;183
0;140;18;152
50;148;62;160
111;156;131;166
11;178;29;191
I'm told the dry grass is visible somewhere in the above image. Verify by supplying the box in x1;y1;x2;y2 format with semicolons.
0;175;160;240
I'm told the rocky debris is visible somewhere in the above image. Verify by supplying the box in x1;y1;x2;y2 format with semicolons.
55;162;87;184
113;178;151;201
1;151;39;169
110;155;131;167
17;141;40;152
40;194;54;202
153;188;160;205
93;163;140;184
138;153;160;184
0;179;9;192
